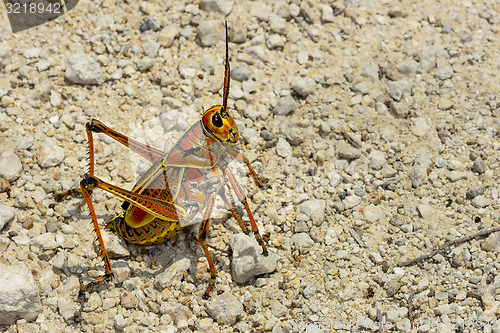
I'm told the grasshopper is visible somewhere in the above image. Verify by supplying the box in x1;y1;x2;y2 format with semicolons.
59;22;268;299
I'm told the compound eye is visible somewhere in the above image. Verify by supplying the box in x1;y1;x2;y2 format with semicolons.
212;112;223;127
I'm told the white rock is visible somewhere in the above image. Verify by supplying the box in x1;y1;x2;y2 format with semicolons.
155;258;191;289
0;203;15;231
298;199;326;226
266;34;284;50
58;297;77;322
292;233;314;248
197;20;224;47
231;66;250;82
412;117;430;137
471;195;491;208
481;233;500;252
363;204;384;223
31;233;59;250
0;149;22;181
180;67;196;80
0;263;42;325
37;138;64;168
269;14;287;34
65;54;105;85
230;233;279;284
320;4;335;23
417;204;434;219
291;77;316;97
50;91;62;107
200;0;233;16
344;195;361;209
272;95;297;116
368;150;386;170
275;138;292;158
206;292;243;325
434;66;454;80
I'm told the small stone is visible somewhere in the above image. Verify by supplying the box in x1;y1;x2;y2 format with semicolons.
438;98;454;110
197;20;224;47
302;284;317;298
230;233;279;284
272;95;297;116
291;233;314;248
37;138;64;168
50;91;62;107
275;138;292;158
320;4;335;23
0;43;11;69
231;66;250;82
417;204;434;219
472;161;487;174
337;145;361;160
343;195;361;209
155;258;191;289
363;204;384;223
102;231;130;258
471;195;491;208
142;41;160;58
158;26;179;48
251;2;271;21
386;81;404;101
412;117;430;136
466;183;486;199
368;150;386;170
134;57;155;72
0;150;22;181
200;0;233;16
396;60;419;76
266;34;284;50
23;47;41;59
180;67;196;80
389;101;409;118
120;291;139;309
297;199;325;226
65;54;105;85
269;14;286;34
386;309;399;323
434;66;454;80
140;18;160;32
370;252;383;264
206;292;243;325
36;59;51;71
385;279;401;296
324;227;338;246
381;165;397;178
361;63;380;81
58;298;77;322
291;77;315;97
161;302;193;327
114;313;128;331
31;233;59;250
0;263;42;325
162;97;183;109
270;300;288;317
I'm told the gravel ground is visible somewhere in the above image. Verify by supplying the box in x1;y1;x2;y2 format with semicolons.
0;0;499;332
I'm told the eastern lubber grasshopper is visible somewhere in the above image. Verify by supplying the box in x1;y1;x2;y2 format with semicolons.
58;22;268;299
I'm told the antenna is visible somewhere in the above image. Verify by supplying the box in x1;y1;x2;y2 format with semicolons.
222;21;230;112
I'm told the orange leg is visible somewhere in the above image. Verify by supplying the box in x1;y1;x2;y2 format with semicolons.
197;192;218;299
86;119;165;164
78;178;113;295
228;149;268;189
223;167;268;256
218;188;248;233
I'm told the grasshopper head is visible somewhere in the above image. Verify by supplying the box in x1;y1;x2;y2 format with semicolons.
202;105;239;143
